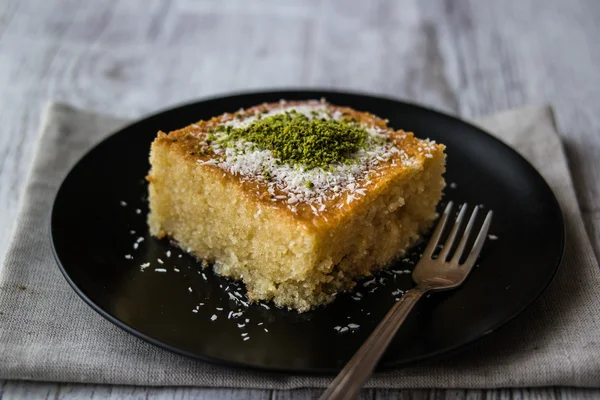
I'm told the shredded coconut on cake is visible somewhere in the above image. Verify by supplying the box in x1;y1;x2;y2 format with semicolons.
194;101;436;214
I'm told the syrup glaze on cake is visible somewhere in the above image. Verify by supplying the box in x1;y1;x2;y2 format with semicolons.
152;100;440;226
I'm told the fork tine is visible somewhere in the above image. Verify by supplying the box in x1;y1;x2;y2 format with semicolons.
438;203;468;261
464;210;494;267
423;202;453;257
450;206;479;264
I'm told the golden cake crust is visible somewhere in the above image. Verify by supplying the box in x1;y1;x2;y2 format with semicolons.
150;100;445;231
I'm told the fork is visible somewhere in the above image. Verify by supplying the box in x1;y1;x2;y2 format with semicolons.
319;202;493;400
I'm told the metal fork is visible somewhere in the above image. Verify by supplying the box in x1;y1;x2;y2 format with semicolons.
319;202;493;400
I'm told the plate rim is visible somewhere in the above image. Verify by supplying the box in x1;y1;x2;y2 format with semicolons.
50;89;566;374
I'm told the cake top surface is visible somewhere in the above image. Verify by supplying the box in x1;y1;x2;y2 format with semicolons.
155;100;444;222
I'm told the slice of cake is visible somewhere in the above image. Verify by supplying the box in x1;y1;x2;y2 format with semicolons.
147;100;445;312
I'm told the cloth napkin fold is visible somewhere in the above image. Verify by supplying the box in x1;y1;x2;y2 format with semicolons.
0;103;598;389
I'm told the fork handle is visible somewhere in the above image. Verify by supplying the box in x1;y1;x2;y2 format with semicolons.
319;287;426;400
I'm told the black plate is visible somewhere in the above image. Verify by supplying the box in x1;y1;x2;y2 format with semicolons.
51;90;564;373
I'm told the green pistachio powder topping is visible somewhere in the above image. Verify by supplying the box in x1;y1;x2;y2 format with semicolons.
209;110;376;170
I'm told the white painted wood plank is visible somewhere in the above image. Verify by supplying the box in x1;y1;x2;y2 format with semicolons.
0;381;272;399
3;382;600;400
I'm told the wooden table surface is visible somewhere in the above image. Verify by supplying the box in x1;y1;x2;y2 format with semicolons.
1;0;599;398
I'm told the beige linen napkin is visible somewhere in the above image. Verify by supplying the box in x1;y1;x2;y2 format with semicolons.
0;103;598;388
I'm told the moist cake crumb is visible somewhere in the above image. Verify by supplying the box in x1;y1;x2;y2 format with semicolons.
147;100;446;312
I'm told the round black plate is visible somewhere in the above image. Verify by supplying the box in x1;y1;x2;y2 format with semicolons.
51;90;564;373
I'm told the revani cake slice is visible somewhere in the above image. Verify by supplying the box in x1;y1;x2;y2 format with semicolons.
147;100;445;312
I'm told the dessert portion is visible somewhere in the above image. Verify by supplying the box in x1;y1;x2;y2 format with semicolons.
147;100;446;312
